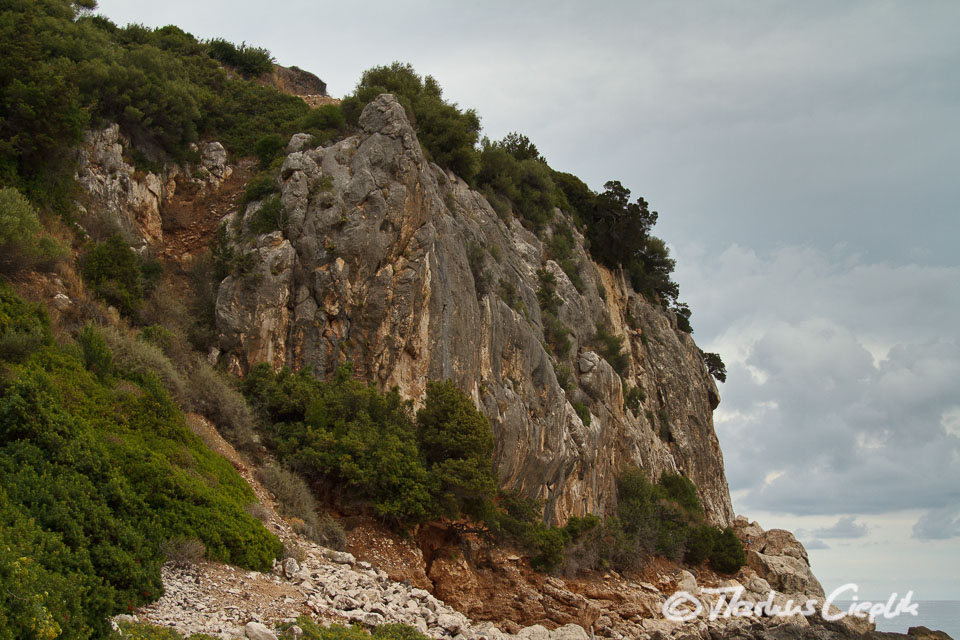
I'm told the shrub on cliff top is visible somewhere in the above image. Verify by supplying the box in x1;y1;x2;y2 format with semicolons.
342;62;481;182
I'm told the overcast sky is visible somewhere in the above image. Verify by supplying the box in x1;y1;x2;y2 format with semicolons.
95;0;960;606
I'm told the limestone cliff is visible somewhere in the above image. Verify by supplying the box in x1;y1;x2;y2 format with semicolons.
213;95;734;526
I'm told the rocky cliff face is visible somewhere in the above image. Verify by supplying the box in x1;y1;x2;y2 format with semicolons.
75;123;233;248
213;94;734;526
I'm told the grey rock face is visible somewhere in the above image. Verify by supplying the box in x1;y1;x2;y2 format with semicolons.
214;94;734;526
76;124;233;248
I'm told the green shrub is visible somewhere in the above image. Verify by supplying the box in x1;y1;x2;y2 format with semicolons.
710;527;746;574
207;38;274;77
624;385;645;416
0;288;282;637
254;133;287;168
476;135;558;228
242;172;280;206
684;524;717;566
342;62;481;182
416;380;497;522
572;401;591;426
0;187;67;274
80;235;151;317
247;195;286;236
595;327;629;376
466;241;489;297
242;364;434;525
0;282;50;362
77;323;115;380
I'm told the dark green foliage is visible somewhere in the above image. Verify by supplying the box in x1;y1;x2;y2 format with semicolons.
595;326;630;376
242;364;433;525
207;38;274;77
254;133;287;168
489;490;600;573
476;134;558;228
0;2;311;208
247;195;287;236
701;350;727;383
416;380;497;521
573;401;591;426
709;527;747;574
0;289;282;639
685;524;718;566
553;363;573;393
80;235;158;317
466;240;489;297
0;282;51;362
300;104;347;146
0;187;68;273
659;473;704;519
674;301;693;333
241;171;280;205
242;367;497;527
77;324;115;380
343;63;481;182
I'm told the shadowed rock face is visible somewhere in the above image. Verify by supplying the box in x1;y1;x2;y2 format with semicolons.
214;94;735;526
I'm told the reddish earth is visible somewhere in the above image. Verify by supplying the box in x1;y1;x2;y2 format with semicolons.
345;518;727;635
157;158;256;265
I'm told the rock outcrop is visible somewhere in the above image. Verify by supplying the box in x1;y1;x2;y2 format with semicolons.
213;94;734;526
76;123;232;248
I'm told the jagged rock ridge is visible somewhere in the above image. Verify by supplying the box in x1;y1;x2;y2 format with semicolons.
213;94;734;526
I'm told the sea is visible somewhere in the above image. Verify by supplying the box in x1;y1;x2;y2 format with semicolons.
835;600;960;638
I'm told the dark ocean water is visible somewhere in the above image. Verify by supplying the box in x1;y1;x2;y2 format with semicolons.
836;600;959;638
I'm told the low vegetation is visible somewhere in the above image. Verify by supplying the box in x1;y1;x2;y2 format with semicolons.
0;283;283;639
492;469;745;576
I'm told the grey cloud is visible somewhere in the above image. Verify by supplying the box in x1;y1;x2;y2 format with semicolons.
814;516;868;539
913;507;960;540
676;245;960;517
803;539;830;550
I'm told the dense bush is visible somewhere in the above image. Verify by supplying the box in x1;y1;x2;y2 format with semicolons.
0;289;283;637
0;282;51;362
242;366;498;527
80;235;156;317
475;134;558;228
207;38;274;77
0;187;67;273
342;63;481;182
416;380;497;522
494;467;744;576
